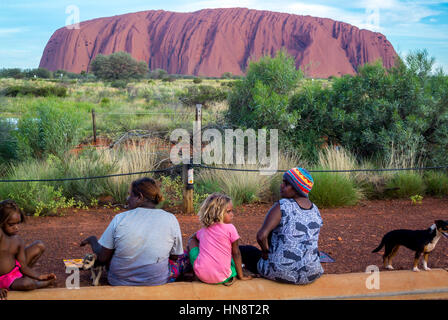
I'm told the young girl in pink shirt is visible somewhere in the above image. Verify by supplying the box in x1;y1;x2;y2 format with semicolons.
187;193;252;285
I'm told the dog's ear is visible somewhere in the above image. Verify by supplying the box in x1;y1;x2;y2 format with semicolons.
435;220;445;227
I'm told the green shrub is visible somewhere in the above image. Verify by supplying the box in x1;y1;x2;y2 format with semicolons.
159;175;183;207
197;165;270;206
193;78;203;84
178;85;227;108
110;80;128;89
227;49;302;130
16;104;83;160
195;179;223;195
162;76;176;82
0;118;18;161
385;172;425;198
50;152;116;204
2;85;67;97
309;171;363;208
227;49;448;166
0;160;74;216
100;97;111;105
91;52;148;81
424;171;448;197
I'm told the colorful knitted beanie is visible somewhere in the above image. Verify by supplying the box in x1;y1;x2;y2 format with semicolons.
283;167;314;198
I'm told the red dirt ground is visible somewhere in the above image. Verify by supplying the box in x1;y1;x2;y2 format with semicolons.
17;197;448;288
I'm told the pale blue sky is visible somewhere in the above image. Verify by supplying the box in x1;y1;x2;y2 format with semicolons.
1;0;447;72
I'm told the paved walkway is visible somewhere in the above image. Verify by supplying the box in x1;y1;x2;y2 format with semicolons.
7;269;448;300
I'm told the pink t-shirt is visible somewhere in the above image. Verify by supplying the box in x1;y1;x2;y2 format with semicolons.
194;223;240;284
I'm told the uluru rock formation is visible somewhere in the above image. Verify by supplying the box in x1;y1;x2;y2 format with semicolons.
39;8;397;78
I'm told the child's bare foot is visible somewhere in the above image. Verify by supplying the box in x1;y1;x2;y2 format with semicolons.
223;277;236;286
35;278;56;289
38;273;56;281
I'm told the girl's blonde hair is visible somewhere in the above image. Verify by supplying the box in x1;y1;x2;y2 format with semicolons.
198;193;232;227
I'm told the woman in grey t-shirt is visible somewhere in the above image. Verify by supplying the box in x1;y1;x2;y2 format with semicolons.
80;177;184;286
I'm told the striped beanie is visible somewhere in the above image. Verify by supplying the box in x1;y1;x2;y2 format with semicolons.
283;167;314;198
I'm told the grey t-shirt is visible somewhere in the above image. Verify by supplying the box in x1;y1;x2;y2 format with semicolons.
98;207;184;286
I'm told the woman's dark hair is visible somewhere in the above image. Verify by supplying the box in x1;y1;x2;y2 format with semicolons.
131;177;164;205
0;199;25;226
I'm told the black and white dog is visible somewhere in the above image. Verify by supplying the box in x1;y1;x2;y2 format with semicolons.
82;253;106;286
372;220;448;272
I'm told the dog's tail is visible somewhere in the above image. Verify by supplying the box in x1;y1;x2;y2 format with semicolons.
372;238;385;253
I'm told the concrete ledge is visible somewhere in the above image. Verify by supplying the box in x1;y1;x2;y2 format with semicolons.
7;269;448;300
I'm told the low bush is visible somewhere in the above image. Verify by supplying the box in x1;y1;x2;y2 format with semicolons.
0;118;18;161
423;171;448;197
309;171;363;208
110;80;128;89
385;172;426;198
159;175;209;213
0;160;75;216
2;85;67;97
177;85;228;108
197;164;270;206
16;104;83;160
50;152;116;204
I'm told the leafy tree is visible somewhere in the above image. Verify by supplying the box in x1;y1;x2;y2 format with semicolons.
148;68;168;79
24;68;53;79
226;48;448;166
0;68;24;79
227;49;302;131
90;52;148;81
288;50;448;165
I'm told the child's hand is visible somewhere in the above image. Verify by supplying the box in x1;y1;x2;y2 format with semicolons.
238;275;253;281
0;289;7;300
38;273;57;281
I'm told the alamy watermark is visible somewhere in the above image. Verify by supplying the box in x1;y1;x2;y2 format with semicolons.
66;267;80;289
365;3;380;31
170;122;279;175
65;5;80;30
365;265;380;290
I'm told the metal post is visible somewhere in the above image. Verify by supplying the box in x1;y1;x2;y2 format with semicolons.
92;109;97;144
182;104;201;214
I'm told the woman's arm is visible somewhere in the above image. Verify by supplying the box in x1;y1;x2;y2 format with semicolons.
169;218;185;261
256;202;281;260
80;236;114;265
231;239;251;280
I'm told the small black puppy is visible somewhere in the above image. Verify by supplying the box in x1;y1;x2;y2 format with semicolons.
372;220;448;272
82;253;106;286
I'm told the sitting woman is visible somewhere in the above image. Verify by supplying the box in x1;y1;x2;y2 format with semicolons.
80;177;185;286
240;167;324;285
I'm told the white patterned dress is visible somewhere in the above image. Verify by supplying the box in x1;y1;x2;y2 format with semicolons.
257;198;324;284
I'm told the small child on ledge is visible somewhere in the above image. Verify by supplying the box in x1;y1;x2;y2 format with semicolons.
0;199;56;294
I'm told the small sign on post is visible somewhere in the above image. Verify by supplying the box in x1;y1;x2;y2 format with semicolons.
183;163;194;214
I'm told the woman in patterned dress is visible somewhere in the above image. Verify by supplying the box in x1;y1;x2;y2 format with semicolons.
240;167;324;284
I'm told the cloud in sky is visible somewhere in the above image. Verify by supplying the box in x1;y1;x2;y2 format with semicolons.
0;28;27;36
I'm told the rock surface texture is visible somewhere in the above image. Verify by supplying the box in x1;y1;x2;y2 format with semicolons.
40;8;397;78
